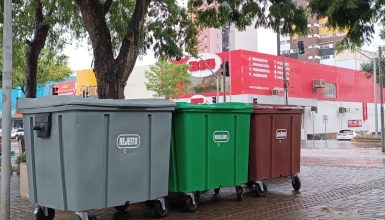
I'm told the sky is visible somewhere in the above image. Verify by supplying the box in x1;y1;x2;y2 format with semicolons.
63;3;383;72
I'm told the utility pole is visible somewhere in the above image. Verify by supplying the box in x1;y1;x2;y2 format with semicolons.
379;47;385;152
282;55;288;105
1;0;13;219
374;59;378;134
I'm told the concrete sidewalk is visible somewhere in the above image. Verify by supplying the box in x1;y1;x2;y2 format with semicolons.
5;140;385;219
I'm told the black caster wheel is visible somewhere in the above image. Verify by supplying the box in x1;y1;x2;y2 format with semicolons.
195;191;201;200
292;175;301;191
153;199;168;218
36;207;55;220
184;194;198;212
114;201;129;211
145;200;155;207
76;213;97;220
246;181;255;188
235;185;243;201
254;182;268;197
214;188;220;194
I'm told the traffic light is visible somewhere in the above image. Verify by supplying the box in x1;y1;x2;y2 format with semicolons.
52;87;58;95
298;41;305;54
221;61;230;76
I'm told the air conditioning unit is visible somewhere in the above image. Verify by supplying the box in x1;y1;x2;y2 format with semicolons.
272;88;280;96
313;80;326;88
311;106;318;113
339;107;347;113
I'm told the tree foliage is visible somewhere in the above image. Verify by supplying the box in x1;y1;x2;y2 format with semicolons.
145;59;191;99
0;40;72;92
189;0;308;35
75;0;309;99
361;58;385;85
0;0;83;97
308;0;383;48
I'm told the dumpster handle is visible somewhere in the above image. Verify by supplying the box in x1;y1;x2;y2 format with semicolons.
33;126;42;131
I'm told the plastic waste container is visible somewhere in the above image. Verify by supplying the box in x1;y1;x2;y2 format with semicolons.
17;96;175;219
248;104;304;197
168;102;253;211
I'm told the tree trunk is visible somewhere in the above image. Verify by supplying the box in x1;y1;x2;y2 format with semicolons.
25;0;50;98
25;47;39;98
76;0;151;99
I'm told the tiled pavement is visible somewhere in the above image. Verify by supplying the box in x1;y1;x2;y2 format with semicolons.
5;140;385;219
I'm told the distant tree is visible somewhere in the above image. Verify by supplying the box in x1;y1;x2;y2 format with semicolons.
145;59;191;99
361;57;385;85
0;41;72;93
308;0;384;48
0;0;83;98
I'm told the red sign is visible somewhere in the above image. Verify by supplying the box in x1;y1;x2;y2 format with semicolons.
187;53;222;78
348;120;362;128
189;59;215;72
363;102;368;121
53;81;76;96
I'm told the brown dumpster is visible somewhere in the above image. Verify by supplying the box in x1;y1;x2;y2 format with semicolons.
248;104;304;197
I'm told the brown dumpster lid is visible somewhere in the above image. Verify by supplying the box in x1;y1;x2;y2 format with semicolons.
253;104;304;113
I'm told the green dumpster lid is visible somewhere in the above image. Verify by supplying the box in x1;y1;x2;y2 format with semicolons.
176;102;253;112
17;96;175;114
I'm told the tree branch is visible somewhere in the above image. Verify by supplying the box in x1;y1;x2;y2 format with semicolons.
75;0;114;70
115;0;152;80
45;0;57;18
103;0;113;15
34;0;44;26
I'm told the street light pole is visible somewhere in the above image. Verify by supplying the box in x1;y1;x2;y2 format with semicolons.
379;46;385;152
1;0;13;219
282;55;288;105
354;49;378;135
374;59;378;134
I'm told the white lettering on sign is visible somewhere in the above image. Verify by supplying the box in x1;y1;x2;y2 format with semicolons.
117;134;141;149
275;129;287;140
213;131;230;143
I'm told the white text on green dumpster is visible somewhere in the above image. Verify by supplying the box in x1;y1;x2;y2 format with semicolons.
213;131;230;143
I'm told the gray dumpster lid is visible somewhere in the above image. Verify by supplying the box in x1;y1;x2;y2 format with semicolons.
17;96;175;113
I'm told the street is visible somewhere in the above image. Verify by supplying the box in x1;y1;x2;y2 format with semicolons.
6;140;385;219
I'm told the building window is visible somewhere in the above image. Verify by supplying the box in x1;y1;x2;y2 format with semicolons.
204;35;208;41
321;55;331;60
320;34;328;38
323;83;336;98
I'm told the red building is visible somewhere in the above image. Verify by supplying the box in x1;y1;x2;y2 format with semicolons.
178;50;380;139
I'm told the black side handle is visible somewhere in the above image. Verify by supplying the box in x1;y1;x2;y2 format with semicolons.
33;126;42;131
34;113;52;138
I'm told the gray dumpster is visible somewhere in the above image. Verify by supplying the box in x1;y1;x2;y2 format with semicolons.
17;96;175;219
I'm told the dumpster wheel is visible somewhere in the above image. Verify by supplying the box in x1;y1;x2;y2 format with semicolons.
114;201;129;211
35;207;55;220
214;188;220;194
153;198;168;218
184;193;198;212
253;182;268;197
235;185;243;201
292;175;301;191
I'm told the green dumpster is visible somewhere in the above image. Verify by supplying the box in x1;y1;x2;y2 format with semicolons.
169;102;253;211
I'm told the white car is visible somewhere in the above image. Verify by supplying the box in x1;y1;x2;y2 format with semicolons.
336;129;358;141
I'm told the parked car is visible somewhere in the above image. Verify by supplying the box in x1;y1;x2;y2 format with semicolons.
336;129;358;141
15;128;24;141
11;128;18;139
